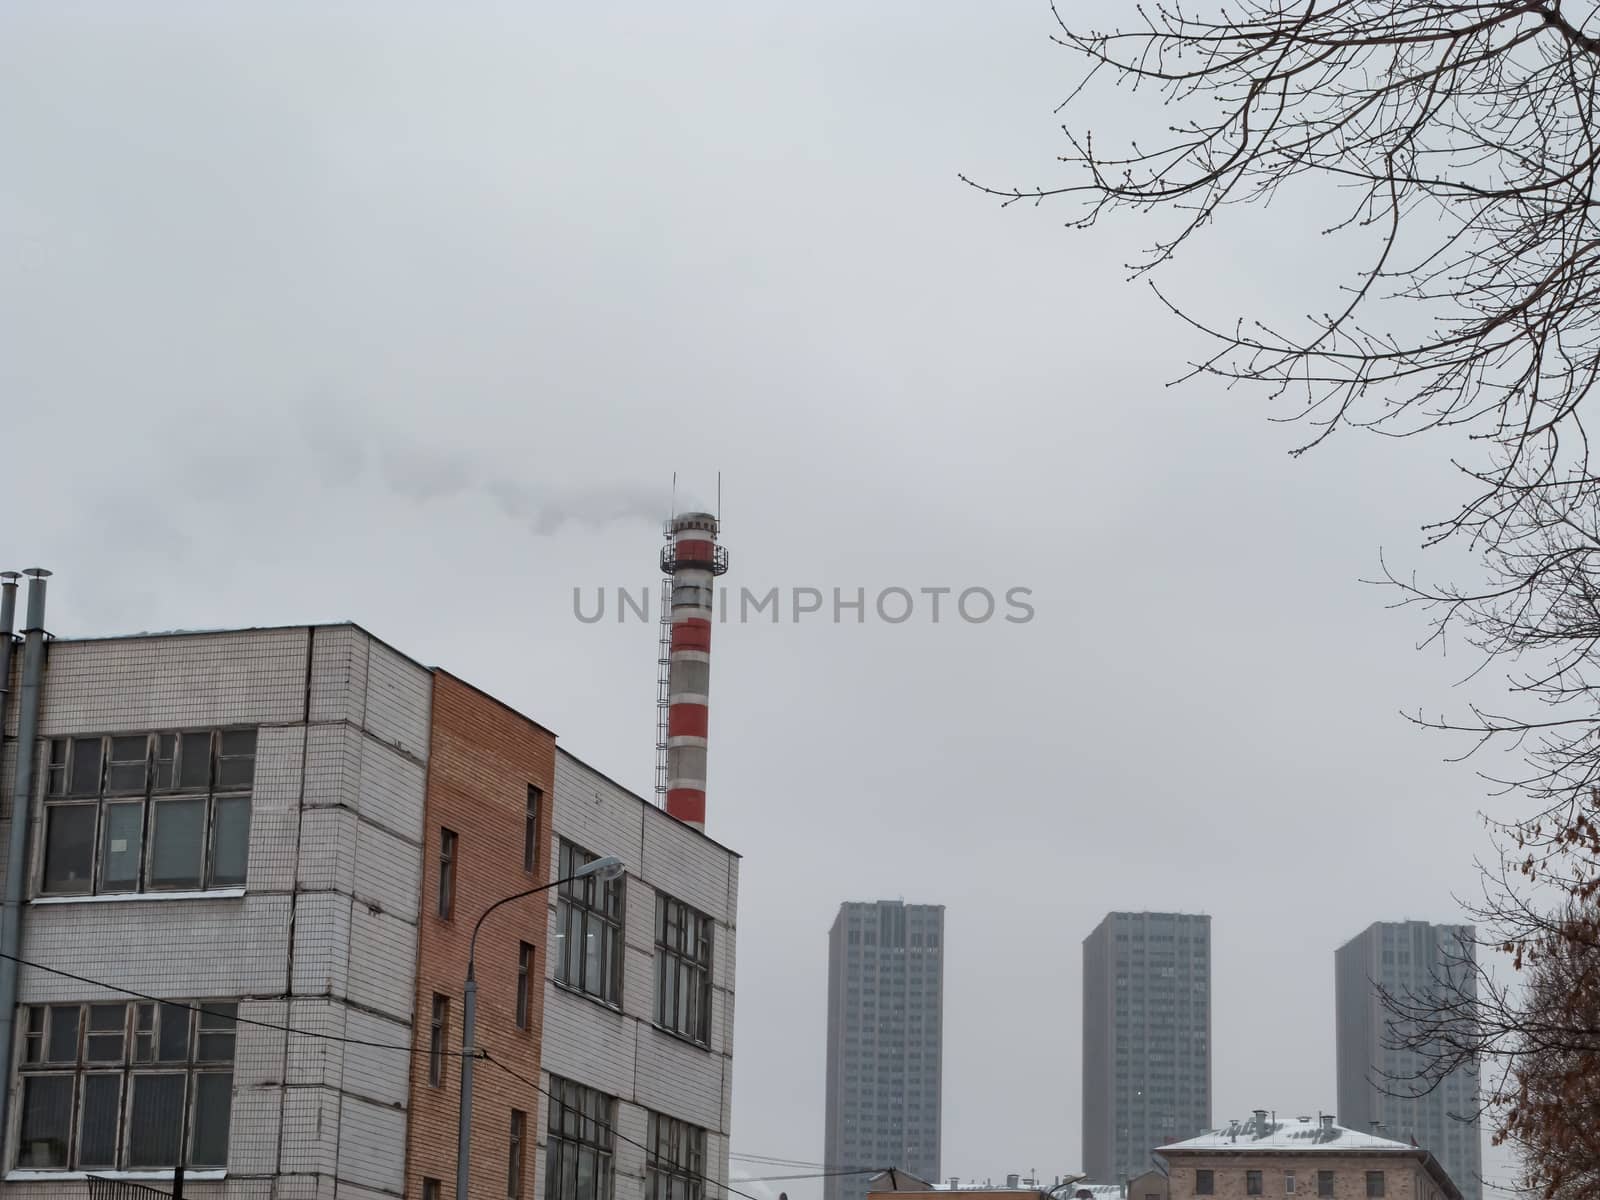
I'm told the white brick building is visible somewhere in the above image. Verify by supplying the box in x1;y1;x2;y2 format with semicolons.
538;751;738;1200
2;625;433;1199
0;620;739;1200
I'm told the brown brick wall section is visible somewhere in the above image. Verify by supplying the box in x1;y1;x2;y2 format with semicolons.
1165;1155;1440;1200
405;671;558;1200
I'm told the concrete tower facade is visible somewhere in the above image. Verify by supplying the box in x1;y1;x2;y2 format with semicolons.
1336;921;1481;1200
824;901;945;1200
1083;911;1212;1184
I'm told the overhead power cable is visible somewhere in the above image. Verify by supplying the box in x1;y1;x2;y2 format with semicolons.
482;1051;884;1200
0;948;865;1200
0;948;463;1058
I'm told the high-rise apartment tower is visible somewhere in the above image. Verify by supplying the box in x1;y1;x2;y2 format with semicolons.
1336;921;1481;1200
823;901;945;1200
1082;911;1212;1183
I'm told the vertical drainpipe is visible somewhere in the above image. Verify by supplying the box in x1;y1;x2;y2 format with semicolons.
0;568;52;1146
0;572;19;776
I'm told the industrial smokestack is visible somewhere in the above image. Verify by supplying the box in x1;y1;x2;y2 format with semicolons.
658;512;728;831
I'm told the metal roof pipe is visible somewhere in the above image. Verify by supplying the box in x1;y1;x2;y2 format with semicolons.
0;571;19;743
0;568;51;1145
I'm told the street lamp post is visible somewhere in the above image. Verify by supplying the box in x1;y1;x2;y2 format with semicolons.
456;854;625;1200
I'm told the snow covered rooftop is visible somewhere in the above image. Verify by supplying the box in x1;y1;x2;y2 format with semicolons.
1161;1114;1417;1154
1057;1185;1125;1200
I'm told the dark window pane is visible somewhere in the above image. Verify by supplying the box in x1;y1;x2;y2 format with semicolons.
111;735;146;759
585;912;605;990
134;1003;156;1062
150;797;206;888
155;733;178;790
210;796;251;886
106;735;149;793
545;1143;563;1200
71;738;103;795
525;786;541;872
217;760;252;790
127;1073;185;1166
18;1075;72;1168
197;1003;238;1062
47;739;67;795
87;1003;127;1062
47;1005;81;1063
179;732;212;789
101;802;144;891
23;1006;45;1064
43;805;96;893
105;763;147;793
79;1073;123;1167
158;1002;191;1062
191;1072;233;1166
217;729;257;790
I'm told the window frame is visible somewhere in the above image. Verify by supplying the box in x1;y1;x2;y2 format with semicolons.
524;785;542;874
1366;1172;1385;1198
424;1180;443;1200
646;1110;706;1200
1318;1171;1335;1198
438;828;458;920
13;998;237;1173
1247;1171;1264;1196
509;1108;527;1199
37;729;256;899
545;1075;617;1200
554;840;625;1007
654;892;714;1047
1286;1172;1297;1195
1195;1171;1215;1196
517;942;536;1031
429;994;449;1087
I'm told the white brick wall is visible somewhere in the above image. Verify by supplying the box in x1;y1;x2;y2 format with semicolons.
537;750;740;1200
4;624;433;1200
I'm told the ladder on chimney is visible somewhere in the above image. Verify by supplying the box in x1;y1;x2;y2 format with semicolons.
653;575;672;802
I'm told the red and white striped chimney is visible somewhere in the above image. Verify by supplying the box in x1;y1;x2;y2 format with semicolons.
661;512;728;831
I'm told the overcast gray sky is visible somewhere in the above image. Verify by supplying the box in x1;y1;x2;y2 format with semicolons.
1;2;1515;1193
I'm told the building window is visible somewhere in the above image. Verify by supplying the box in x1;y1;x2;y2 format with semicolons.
1366;1173;1384;1198
1248;1172;1264;1196
517;943;536;1030
424;1181;442;1200
15;999;236;1171
429;995;449;1087
525;786;542;873
555;841;624;1005
1318;1172;1335;1198
647;1111;706;1200
1286;1173;1296;1194
509;1109;527;1198
438;828;458;919
1196;1172;1215;1196
546;1076;616;1200
655;893;713;1045
40;729;256;897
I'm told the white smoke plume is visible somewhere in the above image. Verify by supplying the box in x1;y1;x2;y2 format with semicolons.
297;407;697;534
372;438;678;534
